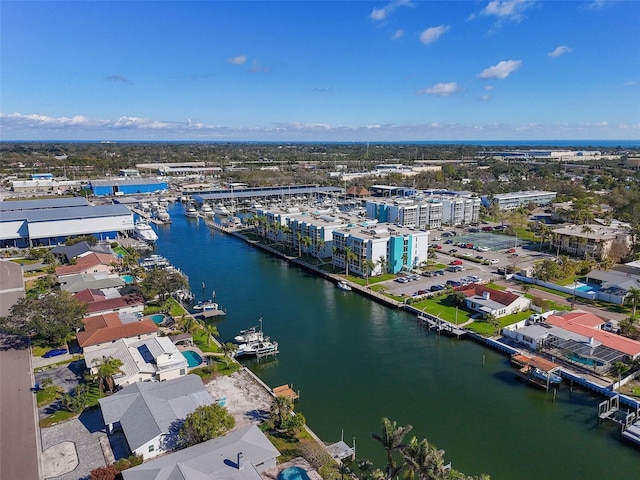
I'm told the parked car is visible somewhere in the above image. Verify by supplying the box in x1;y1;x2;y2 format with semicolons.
488;258;500;264
450;260;463;265
42;348;67;358
461;252;473;257
430;284;445;292
449;248;458;253
445;239;454;244
417;289;429;295
476;246;490;252
446;280;462;287
434;244;442;250
506;248;516;253
475;255;484;260
422;271;434;277
481;226;493;231
434;270;445;276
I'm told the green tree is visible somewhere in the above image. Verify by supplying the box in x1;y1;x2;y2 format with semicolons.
140;269;188;302
270;395;294;430
625;287;640;317
302;236;313;258
378;255;388;275
363;259;377;286
92;356;124;394
344;246;357;277
0;291;86;346
220;342;238;366
178;403;236;448
204;322;219;347
401;436;448;480
371;418;413;480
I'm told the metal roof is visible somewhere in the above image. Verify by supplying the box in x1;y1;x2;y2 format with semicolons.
193;185;342;202
0;204;132;223
90;178;168;186
0;197;89;212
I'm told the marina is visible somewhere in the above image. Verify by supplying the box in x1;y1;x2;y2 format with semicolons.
152;203;640;479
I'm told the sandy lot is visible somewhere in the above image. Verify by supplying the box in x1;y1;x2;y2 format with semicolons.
205;368;274;427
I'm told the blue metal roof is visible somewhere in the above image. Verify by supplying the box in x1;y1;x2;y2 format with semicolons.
193;185;342;202
0;204;132;223
0;197;89;212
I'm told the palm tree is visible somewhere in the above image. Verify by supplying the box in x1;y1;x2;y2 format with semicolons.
296;232;303;257
402;252;409;271
344;247;357;277
337;463;352;480
270;395;294;430
581;225;594;259
219;342;238;366
204;322;219;347
301;236;313;258
92;356;124;394
316;238;326;260
401;436;448;480
281;225;292;251
626;287;640;317
179;315;201;334
363;259;376;286
371;417;413;480
378;255;388;275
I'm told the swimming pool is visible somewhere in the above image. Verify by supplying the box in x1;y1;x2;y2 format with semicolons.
566;352;604;367
121;274;134;284
149;314;166;325
182;350;203;368
575;283;600;293
278;466;312;480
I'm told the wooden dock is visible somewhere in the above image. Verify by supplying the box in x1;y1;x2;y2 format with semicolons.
417;314;466;337
192;309;226;319
273;384;299;400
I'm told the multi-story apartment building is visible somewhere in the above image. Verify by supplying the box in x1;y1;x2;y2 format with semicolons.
552;223;632;260
332;225;430;276
365;199;443;230
440;196;481;226
485;190;557;210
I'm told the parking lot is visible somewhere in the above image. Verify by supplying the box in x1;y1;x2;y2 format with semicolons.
382;231;555;298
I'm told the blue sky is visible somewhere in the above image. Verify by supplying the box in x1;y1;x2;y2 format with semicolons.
1;0;639;141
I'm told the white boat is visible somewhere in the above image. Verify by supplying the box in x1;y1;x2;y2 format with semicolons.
213;203;231;216
530;367;562;385
156;208;171;222
234;327;263;343
201;204;213;215
235;337;279;357
133;221;158;244
337;280;352;291
193;300;219;311
185;205;198;217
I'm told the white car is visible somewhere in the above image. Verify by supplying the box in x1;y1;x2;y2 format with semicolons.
488;258;500;264
476;246;490;252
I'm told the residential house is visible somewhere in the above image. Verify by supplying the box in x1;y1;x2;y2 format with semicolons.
73;288;145;316
59;271;125;293
99;375;214;459
461;285;531;318
84;336;189;386
55;251;120;277
77;312;158;354
121;424;279;480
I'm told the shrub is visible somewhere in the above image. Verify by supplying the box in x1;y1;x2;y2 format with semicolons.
90;465;118;480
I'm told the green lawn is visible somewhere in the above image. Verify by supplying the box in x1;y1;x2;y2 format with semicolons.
36;386;62;407
193;330;219;353
411;295;473;325
465;311;532;336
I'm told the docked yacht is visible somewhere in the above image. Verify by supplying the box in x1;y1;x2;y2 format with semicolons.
133;221;158;244
336;280;352;291
213;203;231;216
185;205;198;217
201;204;213;216
234;326;263;343
235;337;278;357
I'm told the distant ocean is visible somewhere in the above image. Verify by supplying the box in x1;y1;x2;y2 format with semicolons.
6;139;640;148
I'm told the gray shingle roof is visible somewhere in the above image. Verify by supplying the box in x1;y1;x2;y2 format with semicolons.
99;375;213;451
122;424;280;480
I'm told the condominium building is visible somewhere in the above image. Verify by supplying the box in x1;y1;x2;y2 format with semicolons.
552;223;632;260
366;199;443;230
440;196;481;226
485;191;557;210
332;224;429;276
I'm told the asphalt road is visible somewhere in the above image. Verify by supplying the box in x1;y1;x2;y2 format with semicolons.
0;338;41;480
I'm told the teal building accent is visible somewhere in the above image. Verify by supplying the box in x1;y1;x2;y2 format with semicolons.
388;236;405;274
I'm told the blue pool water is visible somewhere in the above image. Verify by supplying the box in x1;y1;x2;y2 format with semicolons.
182;350;203;368
150;314;165;325
575;283;600;293
278;467;311;480
566;352;604;367
121;274;134;284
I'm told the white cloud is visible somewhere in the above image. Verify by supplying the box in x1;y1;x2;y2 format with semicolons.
417;82;462;96
248;60;269;73
480;94;491;101
623;80;638;86
485;85;494;91
478;0;536;22
419;25;451;44
479;59;522;79
548;45;572;57
228;55;247;65
369;0;412;22
391;29;405;40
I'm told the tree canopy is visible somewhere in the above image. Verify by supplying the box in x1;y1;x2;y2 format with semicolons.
177;403;235;448
140;268;188;302
0;290;86;346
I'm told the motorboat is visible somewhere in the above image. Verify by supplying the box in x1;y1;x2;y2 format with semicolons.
213;203;231;216
193;300;220;311
336;280;352;291
185;205;198;217
133;221;158;244
156;208;171;223
530;367;562;385
235;337;279;357
234;327;264;343
201;204;213;216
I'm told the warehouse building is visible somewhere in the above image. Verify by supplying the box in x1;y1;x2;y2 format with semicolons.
0;198;134;247
89;178;168;197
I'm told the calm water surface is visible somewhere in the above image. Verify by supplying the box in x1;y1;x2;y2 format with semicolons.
155;205;639;479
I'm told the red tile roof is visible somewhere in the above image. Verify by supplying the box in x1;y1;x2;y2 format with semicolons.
546;313;640;357
77;312;158;348
460;284;520;307
55;252;120;276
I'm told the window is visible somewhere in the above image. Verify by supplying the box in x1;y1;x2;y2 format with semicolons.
180;368;186;375
148;445;155;452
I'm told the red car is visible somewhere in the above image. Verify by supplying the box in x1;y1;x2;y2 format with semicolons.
506;248;516;253
434;244;442;250
449;260;463;265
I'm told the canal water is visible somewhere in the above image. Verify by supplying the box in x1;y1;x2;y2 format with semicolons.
155;204;638;479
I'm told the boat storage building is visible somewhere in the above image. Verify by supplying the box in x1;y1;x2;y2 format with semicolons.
0;197;134;248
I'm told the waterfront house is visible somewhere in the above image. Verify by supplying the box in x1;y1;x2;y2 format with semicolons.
59;271;125;293
55;251;120;277
77;312;158;353
121;424;280;480
99;375;214;459
51;241;115;263
73;289;145;316
84;335;188;386
460;285;531;318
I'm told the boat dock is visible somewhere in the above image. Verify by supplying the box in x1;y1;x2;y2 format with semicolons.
417;314;466;337
597;395;640;446
511;354;562;391
272;384;299;400
192;308;226;319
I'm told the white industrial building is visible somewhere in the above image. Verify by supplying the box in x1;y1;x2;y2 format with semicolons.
483;191;557;210
0;197;133;248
